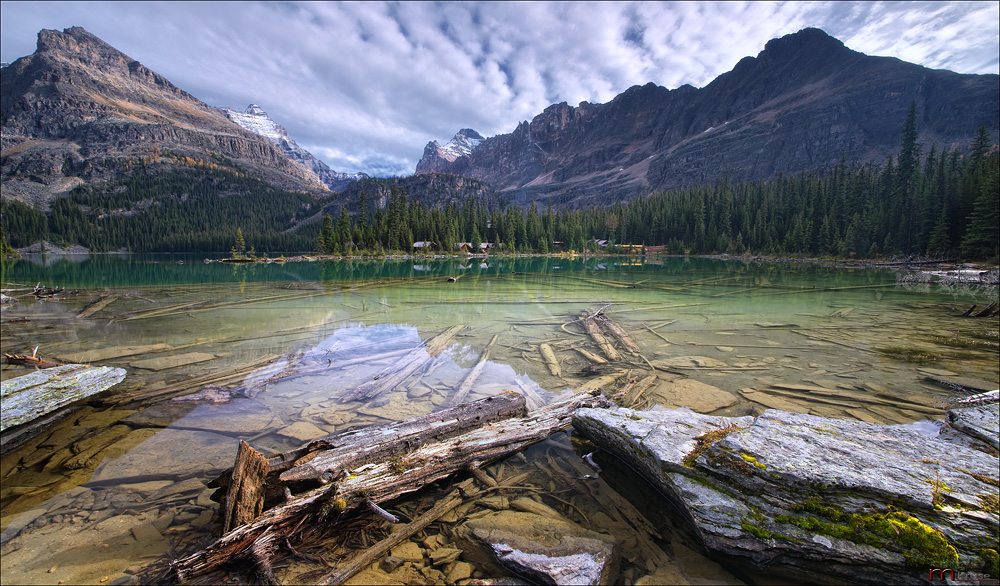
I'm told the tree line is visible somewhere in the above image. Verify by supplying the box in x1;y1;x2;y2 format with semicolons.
3;108;997;260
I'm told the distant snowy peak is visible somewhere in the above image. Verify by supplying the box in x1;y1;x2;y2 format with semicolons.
438;128;484;161
220;104;366;191
220;104;288;143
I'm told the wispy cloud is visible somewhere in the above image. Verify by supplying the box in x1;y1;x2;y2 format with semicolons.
1;1;996;176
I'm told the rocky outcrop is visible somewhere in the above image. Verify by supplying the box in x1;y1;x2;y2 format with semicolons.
1;27;327;208
573;404;999;584
418;28;999;208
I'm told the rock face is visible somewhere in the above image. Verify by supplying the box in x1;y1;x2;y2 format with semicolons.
220;104;366;192
415;128;485;175
453;510;619;585
573;405;999;585
1;27;327;208
416;28;999;208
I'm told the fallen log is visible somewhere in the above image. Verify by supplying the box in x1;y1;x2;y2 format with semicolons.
539;343;561;377
170;390;608;582
578;310;622;362
339;325;465;403
3;351;62;369
77;294;120;318
594;313;640;354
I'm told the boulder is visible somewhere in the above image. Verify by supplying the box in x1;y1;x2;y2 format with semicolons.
573;405;999;585
453;510;618;585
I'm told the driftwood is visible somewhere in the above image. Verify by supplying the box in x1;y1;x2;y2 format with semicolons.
574;347;608;365
578;310;622;361
1;364;126;432
539;343;561;377
317;478;479;585
339;325;465;403
3;351;62;369
594;313;640;354
171;390;607;582
223;441;270;534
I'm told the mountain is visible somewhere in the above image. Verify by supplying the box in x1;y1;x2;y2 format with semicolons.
1;26;329;210
415;128;485;175
220;104;366;191
416;28;999;207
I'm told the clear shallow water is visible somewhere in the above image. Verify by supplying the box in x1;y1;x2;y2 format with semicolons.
1;254;997;585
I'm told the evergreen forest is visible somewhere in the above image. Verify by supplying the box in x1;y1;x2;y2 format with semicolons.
2;111;998;260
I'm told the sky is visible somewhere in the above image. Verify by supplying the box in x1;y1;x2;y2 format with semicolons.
2;1;998;177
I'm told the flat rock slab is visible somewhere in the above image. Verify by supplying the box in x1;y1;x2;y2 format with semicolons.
573;405;1000;584
89;428;237;484
1;364;126;431
130;352;217;371
454;510;618;585
275;421;326;443
650;379;737;413
59;344;173;364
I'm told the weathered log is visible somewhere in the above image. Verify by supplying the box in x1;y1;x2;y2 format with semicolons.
1;364;126;432
575;347;608;365
171;390;608;582
594;313;640;354
539;343;561;377
339;325;465;403
578;311;622;361
278;391;527;485
572;370;628;394
224;441;270;534
448;334;500;406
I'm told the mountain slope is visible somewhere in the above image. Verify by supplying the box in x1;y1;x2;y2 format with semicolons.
1;26;328;209
416;28;999;207
220;104;366;192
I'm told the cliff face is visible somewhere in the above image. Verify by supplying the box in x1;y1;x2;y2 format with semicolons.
1;27;327;209
416;28;999;207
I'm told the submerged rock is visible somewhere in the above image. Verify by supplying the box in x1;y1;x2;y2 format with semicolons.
453;510;619;585
573;405;999;585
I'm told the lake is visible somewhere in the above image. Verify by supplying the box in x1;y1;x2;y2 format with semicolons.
1;254;997;585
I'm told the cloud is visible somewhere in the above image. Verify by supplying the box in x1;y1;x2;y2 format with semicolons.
1;1;996;177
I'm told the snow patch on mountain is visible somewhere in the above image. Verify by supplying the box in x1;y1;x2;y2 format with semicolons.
436;128;485;161
220;104;366;191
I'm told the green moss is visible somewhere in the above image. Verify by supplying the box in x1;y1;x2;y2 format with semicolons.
980;549;999;579
742;521;776;539
740;451;767;470
780;502;960;568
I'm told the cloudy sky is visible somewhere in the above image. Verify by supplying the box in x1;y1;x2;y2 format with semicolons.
2;1;997;176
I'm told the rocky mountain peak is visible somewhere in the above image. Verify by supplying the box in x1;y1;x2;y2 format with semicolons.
1;26;331;207
415;127;485;174
220;103;366;192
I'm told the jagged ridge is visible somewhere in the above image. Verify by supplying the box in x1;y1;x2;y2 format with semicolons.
416;28;999;207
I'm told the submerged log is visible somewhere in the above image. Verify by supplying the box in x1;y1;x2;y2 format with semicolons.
448;334;500;406
578;311;622;362
539;343;561;377
339;325;465;403
171;390;607;582
594;313;640;354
